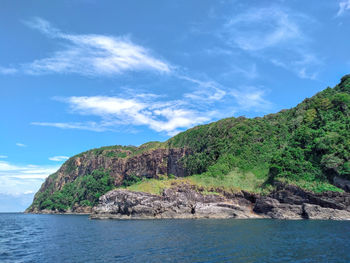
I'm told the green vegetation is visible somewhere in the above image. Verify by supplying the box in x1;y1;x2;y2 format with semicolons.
32;169;114;212
121;169;271;196
125;177;179;195
167;75;350;191
128;141;166;157
66;141;165;161
122;174;142;187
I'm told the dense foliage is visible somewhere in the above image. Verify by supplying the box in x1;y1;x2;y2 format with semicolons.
31;169;114;212
169;75;350;188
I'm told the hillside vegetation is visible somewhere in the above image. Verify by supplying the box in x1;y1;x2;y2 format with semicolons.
28;75;350;212
167;75;350;190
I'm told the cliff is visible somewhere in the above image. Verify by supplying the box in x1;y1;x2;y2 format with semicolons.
27;144;190;213
27;75;350;218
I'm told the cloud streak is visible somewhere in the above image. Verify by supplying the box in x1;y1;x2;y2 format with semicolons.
0;160;59;196
230;87;272;112
0;66;17;75
49;156;69;162
224;7;302;51
33;95;212;136
337;0;350;16
2;17;171;76
221;6;321;80
32;81;273;135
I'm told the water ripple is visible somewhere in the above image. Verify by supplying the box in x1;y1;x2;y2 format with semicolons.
1;214;350;262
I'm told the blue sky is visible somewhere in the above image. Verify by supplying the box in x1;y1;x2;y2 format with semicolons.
1;0;350;212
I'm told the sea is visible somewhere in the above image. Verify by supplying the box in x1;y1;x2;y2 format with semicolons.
1;213;350;263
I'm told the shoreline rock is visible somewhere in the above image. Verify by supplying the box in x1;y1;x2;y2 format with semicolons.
90;184;350;220
27;183;350;220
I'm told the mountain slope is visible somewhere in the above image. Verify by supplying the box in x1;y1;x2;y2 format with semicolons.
27;75;350;213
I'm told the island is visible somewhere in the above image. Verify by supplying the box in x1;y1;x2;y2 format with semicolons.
26;75;350;220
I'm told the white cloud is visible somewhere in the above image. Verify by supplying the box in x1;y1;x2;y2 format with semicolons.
221;7;320;79
337;0;350;16
31;121;107;132
3;17;171;76
222;63;259;80
230;87;272;112
270;51;321;80
0;160;59;195
224;7;302;51
32;80;273;135
32;95;211;136
0;66;17;75
49;156;69;162
179;75;226;102
0;192;36;212
16;143;27;147
0;155;7;159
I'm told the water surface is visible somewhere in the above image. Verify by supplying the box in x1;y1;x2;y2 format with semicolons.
1;213;349;262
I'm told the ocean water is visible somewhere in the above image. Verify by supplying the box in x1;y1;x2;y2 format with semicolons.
1;214;350;263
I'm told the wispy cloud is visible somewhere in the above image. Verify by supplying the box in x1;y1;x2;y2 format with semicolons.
0;160;59;196
223;7;302;51
0;155;7;159
0;161;56;179
271;51;321;80
32;121;109;132
230;87;272;112
220;6;321;80
222;63;259;80
2;17;171;76
0;192;36;212
179;76;226;102
0;66;17;75
337;0;350;16
32;95;212;136
48;156;69;162
16;143;27;147
32;80;272;135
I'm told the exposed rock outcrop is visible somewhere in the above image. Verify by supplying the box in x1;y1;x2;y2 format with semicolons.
34;147;189;196
91;183;350;220
333;176;350;192
30;206;92;214
91;184;261;219
58;148;189;188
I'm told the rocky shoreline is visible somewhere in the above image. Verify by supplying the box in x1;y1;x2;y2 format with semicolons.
27;183;350;220
90;183;350;220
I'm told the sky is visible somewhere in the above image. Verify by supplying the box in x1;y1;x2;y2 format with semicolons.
1;0;350;212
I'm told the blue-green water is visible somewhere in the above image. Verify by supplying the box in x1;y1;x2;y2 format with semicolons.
1;214;350;263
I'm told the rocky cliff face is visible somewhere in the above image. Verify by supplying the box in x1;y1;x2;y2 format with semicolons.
53;148;186;191
91;183;350;220
56;148;188;188
28;146;190;212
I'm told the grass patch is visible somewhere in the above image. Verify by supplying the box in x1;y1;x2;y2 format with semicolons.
188;168;271;194
119;168;272;195
276;178;344;193
124;177;190;195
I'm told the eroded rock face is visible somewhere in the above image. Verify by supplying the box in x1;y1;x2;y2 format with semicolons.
27;147;191;214
254;184;350;220
91;184;350;220
333;176;350;192
91;184;261;219
36;148;189;194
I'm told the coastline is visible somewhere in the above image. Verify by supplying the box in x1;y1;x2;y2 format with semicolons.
27;183;350;220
